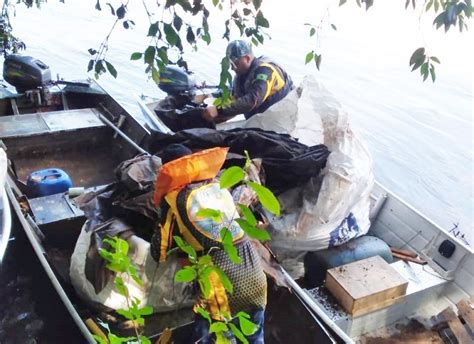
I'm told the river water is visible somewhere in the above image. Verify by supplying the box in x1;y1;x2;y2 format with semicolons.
7;0;473;241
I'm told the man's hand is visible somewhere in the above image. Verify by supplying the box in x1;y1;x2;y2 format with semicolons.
202;105;219;122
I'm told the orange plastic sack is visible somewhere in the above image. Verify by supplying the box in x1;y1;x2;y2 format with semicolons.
154;147;229;206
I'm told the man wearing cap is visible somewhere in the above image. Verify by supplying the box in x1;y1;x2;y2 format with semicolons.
202;40;294;123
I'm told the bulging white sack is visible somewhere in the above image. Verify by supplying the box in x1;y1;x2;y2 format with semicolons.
70;222;193;312
225;75;374;253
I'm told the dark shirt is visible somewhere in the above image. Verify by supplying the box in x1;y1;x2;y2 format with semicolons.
219;57;294;119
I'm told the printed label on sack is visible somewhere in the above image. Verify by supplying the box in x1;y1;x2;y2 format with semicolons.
328;212;360;248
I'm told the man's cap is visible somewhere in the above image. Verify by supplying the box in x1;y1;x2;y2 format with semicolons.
226;40;253;61
160;144;192;164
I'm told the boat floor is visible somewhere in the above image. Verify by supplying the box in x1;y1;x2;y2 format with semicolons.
13;148;121;188
358;318;444;343
47;244;339;342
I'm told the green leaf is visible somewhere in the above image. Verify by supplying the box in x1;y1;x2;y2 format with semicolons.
186;26;196;45
151;66;160;84
426;0;433;11
108;333;136;344
255;11;270;28
148;22;158;36
173;236;197;260
235;311;251;319
173;236;197;259
198;267;213;298
114;276;128;297
88;48;97;55
157;47;169;65
196;306;212;323
144;46;156;64
309;27;316;37
409;47;425;66
198;254;213;266
215;332;232;344
94;59;105;75
115;238;129;255
213;266;233;294
228;323;248;344
411;59;424;71
201;31;211;45
105;61;117;78
116;5;126;19
98;248;112;261
209;322;229;334
220;228;242;264
128;265;142;285
465;0;472;17
331;24;337;31
223;243;241;264
130;52;142;60
92;335;108;344
430;56;441;64
429;65;436;82
139;336;152;344
238;204;257;226
220;166;245;189
339;0;347;5
235;218;271;241
173;15;183;31
247;182;280;216
253;0;262;10
420;62;430;81
196;208;224;222
420;62;429;76
139;306;154;316
305;51;314;64
433;12;445;29
116;308;133;320
239;316;258;336
243;8;252;16
315;54;322;70
87;59;94;72
164;23;178;46
174;266;197;282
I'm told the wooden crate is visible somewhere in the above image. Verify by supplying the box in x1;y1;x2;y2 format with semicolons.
432;295;474;343
325;255;408;317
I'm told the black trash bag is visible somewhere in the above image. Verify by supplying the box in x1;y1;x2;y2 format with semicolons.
154;96;215;132
145;127;330;193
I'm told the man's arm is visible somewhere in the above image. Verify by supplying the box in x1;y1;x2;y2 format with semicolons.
203;65;273;121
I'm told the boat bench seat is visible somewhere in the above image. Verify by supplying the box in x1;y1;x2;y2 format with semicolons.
0;108;105;139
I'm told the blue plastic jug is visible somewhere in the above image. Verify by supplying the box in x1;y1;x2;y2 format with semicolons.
26;168;72;197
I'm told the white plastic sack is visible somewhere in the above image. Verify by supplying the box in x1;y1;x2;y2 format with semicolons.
220;76;374;254
70;222;193;312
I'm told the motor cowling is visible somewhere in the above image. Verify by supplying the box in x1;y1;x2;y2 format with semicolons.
3;54;51;92
158;65;194;95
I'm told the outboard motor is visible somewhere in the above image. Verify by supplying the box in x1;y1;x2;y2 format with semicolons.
158;65;195;96
154;65;223;131
3;54;51;93
155;65;217;131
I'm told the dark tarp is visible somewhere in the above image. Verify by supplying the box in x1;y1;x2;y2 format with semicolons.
145;128;330;193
